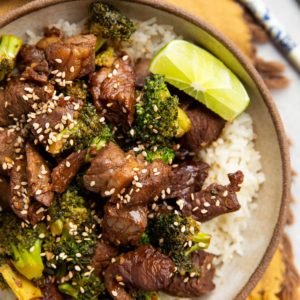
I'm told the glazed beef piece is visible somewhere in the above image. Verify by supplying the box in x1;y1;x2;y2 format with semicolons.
39;34;96;81
134;58;150;88
42;278;64;300
103;204;148;246
112;160;172;207
51;149;87;193
26;143;53;207
91;240;119;276
105;245;175;299
90;56;136;125
0;176;11;211
0;128;18;175
84;142;143;197
10;157;30;220
181;171;244;222
180;101;226;151
18;45;50;84
0;78;54;126
164;251;216;297
165;160;209;199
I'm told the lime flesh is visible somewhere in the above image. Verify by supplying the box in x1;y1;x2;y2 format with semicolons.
149;40;250;121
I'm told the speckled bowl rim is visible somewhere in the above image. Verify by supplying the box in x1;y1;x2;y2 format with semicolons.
0;0;291;299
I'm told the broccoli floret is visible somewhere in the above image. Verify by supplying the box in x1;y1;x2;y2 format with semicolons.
145;146;175;164
0;264;42;300
58;273;106;300
95;46;116;67
148;213;211;275
0;35;23;82
48;102;113;155
177;107;191;138
66;80;88;102
88;1;135;41
134;75;179;147
0;213;45;280
45;187;98;277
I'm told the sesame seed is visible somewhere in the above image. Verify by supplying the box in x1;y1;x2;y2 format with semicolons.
192;207;199;212
112;290;118;297
65;161;71;168
181;225;186;233
199;242;207;248
204;202;210;207
122;55;129;61
39;233;46;239
36;189;42;195
22;95;29;101
70;66;75;73
184;277;189;283
153;104;158;112
90;181;96;187
223;190;229;197
76;253;82;258
136;182;143;188
55;58;63;64
74;265;81;272
80;287;85;294
20;210;27;215
130;129;135;136
216;200;220;206
201;209;208;214
51;263;57;269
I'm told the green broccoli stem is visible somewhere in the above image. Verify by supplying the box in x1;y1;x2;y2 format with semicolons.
58;283;79;299
50;219;64;236
184;233;211;257
0;35;23;81
11;239;44;280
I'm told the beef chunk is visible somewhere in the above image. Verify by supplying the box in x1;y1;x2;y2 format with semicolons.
90;56;136;125
103;204;148;246
111;160;171;207
10;157;30;220
164;251;215;297
43;26;64;38
134;58;150;88
42;34;96;81
180;102;226;151
0;176;11;212
181;171;244;222
19;45;50;84
0;128;18;175
0;78;54;126
105;245;175;299
26;143;53;207
84;142;143;197
91;241;119;275
42;278;64;300
52;150;87;193
28;202;45;225
166;160;209;199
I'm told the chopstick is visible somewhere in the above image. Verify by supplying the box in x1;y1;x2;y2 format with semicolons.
239;0;300;72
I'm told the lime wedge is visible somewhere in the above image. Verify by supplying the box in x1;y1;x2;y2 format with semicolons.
149;40;250;121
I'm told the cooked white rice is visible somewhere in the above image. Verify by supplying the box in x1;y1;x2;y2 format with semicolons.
26;16;265;277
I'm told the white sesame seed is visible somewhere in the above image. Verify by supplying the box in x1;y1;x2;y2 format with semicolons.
39;233;46;239
55;58;63;64
192;207;199;212
204;202;210;207
90;181;96;187
216;200;220;207
65;161;71;168
112;290;118;297
74;265;81;272
36;189;42;195
70;66;75;73
76;253;82;258
201;209;208;214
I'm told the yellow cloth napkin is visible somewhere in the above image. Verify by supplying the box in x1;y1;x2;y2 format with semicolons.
0;1;296;299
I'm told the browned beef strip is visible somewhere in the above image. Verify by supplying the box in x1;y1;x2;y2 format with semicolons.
105;245;175;299
91;241;119;275
0;128;18;175
52;150;87;193
135;58;151;88
29;98;83;152
0;176;11;211
18;45;50;84
90;56;136;125
0;78;54;126
180;102;226;151
181;171;244;222
26;143;53;207
112;160;171;207
165;160;209;199
41;34;96;81
164;251;216;297
42;278;64;300
84;142;143;197
10;157;30;220
103;204;148;246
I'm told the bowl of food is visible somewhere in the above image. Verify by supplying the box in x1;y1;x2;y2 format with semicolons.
0;0;289;299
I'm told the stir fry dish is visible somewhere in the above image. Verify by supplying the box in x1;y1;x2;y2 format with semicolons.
0;1;248;299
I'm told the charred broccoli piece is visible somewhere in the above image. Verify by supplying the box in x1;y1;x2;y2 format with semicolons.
129;289;160;300
88;1;135;41
134;74;179;147
145;146;175;164
148;213;211;275
0;34;23;82
58;273;106;300
0;213;46;280
95;46;117;67
66;80;88;102
48;102;113;154
45;187;98;278
0;264;42;300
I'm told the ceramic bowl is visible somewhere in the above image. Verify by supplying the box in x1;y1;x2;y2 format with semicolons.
0;1;290;299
